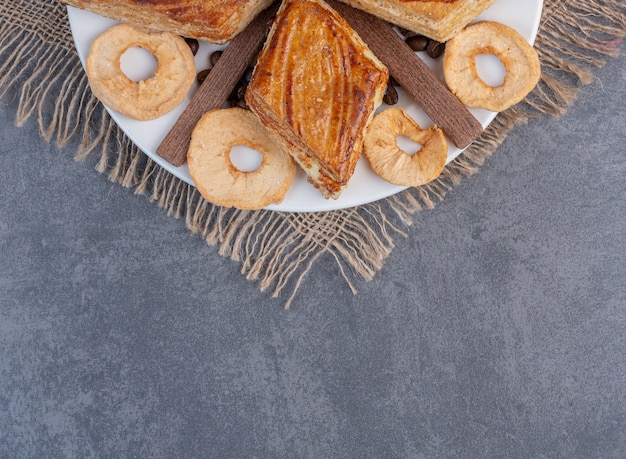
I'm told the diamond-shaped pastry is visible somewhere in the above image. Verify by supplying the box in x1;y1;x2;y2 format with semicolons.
245;0;389;199
337;0;498;42
59;0;274;44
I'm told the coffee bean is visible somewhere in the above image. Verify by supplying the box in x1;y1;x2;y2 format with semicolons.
228;81;247;103
241;66;254;84
405;35;429;52
196;68;211;85
184;37;199;56
209;50;223;68
236;84;248;101
426;40;446;59
398;27;418;38
383;82;398;105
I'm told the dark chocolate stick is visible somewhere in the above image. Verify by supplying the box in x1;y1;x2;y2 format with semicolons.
327;0;483;149
156;2;279;166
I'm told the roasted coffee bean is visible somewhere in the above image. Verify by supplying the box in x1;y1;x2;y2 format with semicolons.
398;27;418;38
228;95;248;109
196;68;211;85
209;50;223;68
184;37;199;56
389;75;400;87
405;34;429;52
426;40;446;59
383;82;398;105
229;81;245;102
236;84;248;101
241;66;254;84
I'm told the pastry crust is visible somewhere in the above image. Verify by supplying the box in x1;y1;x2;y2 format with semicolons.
337;0;498;42
245;0;388;199
59;0;274;44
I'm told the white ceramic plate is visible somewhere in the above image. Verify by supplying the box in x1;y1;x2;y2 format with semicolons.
67;0;543;212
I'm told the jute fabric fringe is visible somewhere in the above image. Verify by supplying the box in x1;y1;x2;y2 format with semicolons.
1;0;624;307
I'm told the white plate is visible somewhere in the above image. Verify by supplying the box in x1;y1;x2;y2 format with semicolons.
67;0;543;212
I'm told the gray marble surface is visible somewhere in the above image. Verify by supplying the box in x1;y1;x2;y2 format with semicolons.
1;41;625;457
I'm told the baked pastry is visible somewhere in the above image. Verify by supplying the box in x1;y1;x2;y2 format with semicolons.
336;0;497;42
58;0;274;44
245;0;388;199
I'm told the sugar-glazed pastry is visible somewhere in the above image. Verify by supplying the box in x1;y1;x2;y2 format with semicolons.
245;0;389;199
337;0;497;42
59;0;274;44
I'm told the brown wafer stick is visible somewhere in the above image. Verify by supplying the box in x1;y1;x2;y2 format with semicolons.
327;0;483;149
156;2;279;166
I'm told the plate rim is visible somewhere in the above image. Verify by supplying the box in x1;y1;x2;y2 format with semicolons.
66;0;544;213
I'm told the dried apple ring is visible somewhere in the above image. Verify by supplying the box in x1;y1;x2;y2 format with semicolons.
443;21;541;112
187;108;297;210
363;107;447;187
86;24;195;120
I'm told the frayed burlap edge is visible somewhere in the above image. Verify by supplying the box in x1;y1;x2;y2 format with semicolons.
1;0;624;308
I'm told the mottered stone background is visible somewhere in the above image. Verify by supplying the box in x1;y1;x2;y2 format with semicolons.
0;38;625;458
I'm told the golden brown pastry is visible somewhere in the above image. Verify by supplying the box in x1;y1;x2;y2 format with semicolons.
58;0;274;44
245;0;388;199
336;0;497;42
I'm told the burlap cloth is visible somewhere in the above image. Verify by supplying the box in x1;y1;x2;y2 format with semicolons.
1;0;624;307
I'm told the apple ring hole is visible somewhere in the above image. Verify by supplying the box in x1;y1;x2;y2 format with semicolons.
229;144;263;173
396;135;423;157
120;46;158;82
475;53;506;87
